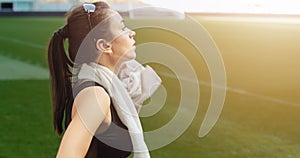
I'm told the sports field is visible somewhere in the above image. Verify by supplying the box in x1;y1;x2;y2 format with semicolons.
0;15;300;158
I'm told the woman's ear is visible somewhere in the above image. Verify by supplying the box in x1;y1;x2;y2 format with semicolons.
96;39;112;54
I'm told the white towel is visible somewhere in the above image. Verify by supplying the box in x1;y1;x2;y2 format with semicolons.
118;60;162;112
77;61;160;158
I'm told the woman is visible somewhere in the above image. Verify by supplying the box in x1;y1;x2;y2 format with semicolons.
48;2;160;158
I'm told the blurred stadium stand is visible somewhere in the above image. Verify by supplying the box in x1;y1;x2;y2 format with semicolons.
0;0;184;19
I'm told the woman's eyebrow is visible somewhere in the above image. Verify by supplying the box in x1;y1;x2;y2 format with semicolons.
121;20;125;23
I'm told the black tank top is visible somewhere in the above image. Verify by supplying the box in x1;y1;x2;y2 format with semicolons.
65;81;133;158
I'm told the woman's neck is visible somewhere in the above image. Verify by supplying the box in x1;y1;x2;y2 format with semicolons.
98;57;123;75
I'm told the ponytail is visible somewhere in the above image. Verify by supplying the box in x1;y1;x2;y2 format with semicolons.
48;25;73;135
47;2;111;135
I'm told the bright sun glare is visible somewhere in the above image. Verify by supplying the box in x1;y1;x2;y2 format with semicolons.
141;0;300;14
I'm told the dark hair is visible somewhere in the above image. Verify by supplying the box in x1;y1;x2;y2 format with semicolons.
48;2;110;135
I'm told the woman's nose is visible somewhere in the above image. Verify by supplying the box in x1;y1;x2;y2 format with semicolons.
129;30;136;39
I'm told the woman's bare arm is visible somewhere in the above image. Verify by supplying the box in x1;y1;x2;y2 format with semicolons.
56;86;110;158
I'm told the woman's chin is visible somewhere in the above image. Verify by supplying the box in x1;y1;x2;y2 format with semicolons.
116;52;136;66
125;49;137;60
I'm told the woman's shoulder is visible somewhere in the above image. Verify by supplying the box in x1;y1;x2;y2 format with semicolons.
73;80;111;111
74;80;110;101
75;85;110;104
73;80;106;97
73;81;110;133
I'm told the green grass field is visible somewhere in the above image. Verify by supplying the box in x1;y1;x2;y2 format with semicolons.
0;16;300;158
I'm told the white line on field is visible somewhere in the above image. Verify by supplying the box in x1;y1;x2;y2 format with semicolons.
0;35;45;49
158;71;300;108
0;54;48;80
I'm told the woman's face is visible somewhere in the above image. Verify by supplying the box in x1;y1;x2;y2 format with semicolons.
108;14;136;62
94;10;136;65
111;26;136;61
101;10;136;62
